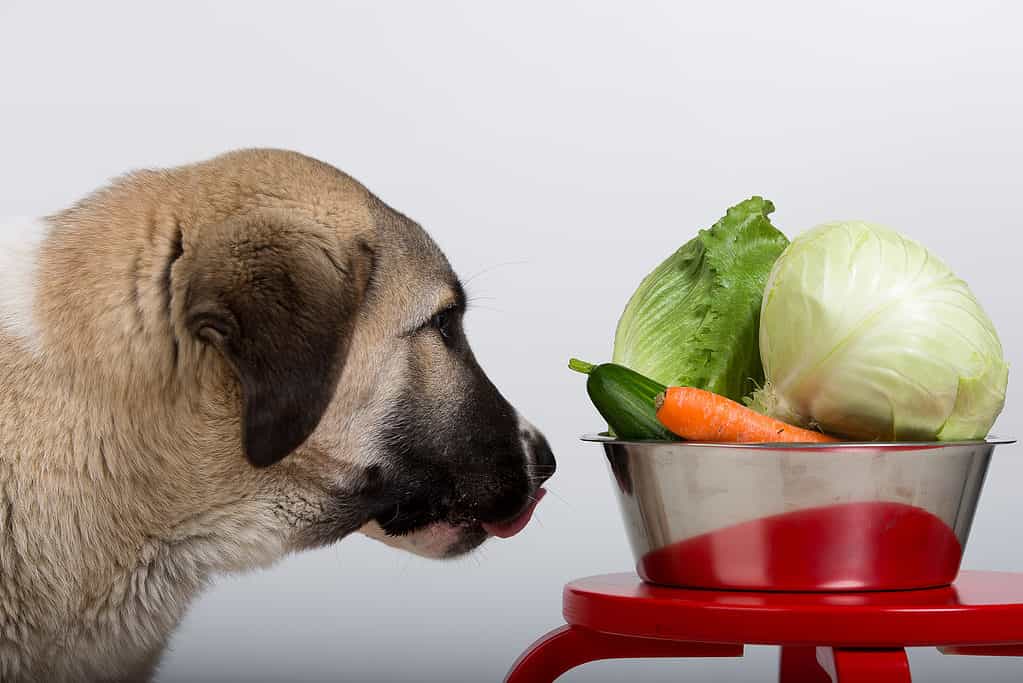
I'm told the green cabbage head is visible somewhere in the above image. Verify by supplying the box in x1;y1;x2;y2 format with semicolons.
752;220;1008;441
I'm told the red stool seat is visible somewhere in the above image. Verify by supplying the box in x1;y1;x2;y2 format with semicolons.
505;571;1023;682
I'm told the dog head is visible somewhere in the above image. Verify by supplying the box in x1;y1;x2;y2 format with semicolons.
141;150;555;560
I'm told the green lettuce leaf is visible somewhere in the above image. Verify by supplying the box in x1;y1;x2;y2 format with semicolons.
612;197;789;402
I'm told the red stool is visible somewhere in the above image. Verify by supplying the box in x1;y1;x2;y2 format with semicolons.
505;571;1023;682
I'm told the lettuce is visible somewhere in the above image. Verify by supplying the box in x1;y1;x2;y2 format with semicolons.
612;197;789;402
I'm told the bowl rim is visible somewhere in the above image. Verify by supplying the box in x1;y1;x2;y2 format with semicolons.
581;432;1016;449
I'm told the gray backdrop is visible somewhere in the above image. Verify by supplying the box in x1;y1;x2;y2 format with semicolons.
2;1;1021;681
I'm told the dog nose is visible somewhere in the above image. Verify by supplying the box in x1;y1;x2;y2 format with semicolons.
529;431;557;484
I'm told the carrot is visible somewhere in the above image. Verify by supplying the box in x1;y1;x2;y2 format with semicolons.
654;386;839;443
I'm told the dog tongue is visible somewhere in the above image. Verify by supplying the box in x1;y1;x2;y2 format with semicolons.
482;488;547;539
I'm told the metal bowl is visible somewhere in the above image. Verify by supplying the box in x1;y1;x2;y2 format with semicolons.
585;434;1015;592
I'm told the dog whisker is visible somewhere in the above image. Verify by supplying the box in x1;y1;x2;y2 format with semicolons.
396;552;415;578
473;542;493;567
540;487;572;510
462;259;530;286
465;304;507;315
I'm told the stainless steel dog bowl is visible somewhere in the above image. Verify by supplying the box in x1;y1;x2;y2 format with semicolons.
585;434;1015;592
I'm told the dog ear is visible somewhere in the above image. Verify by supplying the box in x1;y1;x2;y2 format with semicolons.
182;210;374;467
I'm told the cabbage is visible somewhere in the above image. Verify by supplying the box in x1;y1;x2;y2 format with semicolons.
613;197;789;402
752;220;1008;441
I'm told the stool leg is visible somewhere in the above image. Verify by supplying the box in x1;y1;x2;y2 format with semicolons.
503;624;743;683
816;647;911;682
779;646;832;683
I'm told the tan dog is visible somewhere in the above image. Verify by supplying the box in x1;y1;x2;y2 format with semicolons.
0;149;555;682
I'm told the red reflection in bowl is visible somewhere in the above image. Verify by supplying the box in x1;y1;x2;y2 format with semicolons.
640;502;962;592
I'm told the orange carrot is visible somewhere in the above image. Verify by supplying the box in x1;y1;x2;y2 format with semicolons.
654;386;839;443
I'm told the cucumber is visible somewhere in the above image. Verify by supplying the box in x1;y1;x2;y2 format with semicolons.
569;358;678;441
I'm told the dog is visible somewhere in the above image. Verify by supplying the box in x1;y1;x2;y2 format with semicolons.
0;149;556;682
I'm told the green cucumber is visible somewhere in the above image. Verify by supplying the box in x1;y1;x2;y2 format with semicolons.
569;358;678;441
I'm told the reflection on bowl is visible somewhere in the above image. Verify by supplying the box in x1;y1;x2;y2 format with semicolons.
584;434;1015;592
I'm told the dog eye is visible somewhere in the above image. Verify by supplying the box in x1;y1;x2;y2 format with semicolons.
430;309;453;340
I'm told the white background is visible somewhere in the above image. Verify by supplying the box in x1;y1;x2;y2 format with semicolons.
2;1;1021;681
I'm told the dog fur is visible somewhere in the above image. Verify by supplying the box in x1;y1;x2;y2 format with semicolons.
0;149;554;682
